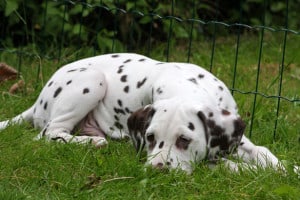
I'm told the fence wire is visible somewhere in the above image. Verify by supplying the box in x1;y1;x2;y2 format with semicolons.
0;0;299;139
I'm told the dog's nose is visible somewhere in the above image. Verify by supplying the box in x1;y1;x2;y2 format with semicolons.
155;162;164;169
154;161;171;169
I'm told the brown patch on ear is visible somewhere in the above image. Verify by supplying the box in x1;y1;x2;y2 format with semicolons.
198;108;246;158
198;111;225;140
127;106;156;152
228;118;246;154
232;118;246;138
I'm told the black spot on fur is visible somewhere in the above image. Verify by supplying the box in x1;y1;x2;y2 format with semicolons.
53;87;62;98
117;65;124;74
67;69;77;73
114;121;124;129
218;86;224;91
66;80;72;85
44;102;48;110
111;54;119;58
40;99;43;105
221;109;231;116
42;128;47;136
156;87;163;94
156;62;164;65
51;137;67;143
33;107;36;114
48;81;53;87
188;122;195;131
83;88;90;94
121;75;127;82
80;68;87;72
125;107;132;114
117;99;123;107
124;86;129;93
198;74;205;79
139;58;146;62
197;111;208;142
159;141;164;149
114;115;119;121
209;112;214;117
123;59;131;63
188;78;198;85
114;107;126;115
99;82;103;86
137;77;147;88
219;97;223;102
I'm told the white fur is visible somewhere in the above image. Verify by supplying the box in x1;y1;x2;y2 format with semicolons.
0;53;296;174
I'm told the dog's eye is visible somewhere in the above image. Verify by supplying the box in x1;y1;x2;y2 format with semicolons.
146;133;155;142
176;135;191;150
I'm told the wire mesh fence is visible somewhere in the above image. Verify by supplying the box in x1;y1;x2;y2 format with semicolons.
0;0;299;139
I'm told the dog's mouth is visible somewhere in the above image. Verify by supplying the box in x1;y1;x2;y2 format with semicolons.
146;157;194;174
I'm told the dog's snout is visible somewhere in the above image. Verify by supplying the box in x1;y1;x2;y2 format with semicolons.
154;161;172;170
155;162;164;169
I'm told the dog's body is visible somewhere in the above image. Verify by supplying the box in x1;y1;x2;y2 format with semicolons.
0;53;286;173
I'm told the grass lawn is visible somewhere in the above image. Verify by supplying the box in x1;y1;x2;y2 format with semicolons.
0;32;299;199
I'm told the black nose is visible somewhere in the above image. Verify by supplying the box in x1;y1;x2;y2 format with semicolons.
155;162;164;169
155;161;171;169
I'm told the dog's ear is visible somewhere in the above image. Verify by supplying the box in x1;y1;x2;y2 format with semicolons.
197;107;246;157
127;105;156;152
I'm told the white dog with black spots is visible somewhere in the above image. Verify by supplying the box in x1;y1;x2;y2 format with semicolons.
0;53;298;174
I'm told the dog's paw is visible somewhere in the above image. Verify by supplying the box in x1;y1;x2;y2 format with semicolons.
92;137;108;148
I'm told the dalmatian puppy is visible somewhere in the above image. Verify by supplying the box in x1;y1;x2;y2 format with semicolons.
0;53;288;173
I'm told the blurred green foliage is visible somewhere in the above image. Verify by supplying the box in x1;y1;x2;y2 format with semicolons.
0;0;299;53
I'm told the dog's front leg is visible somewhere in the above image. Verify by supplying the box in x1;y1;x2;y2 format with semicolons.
235;135;285;172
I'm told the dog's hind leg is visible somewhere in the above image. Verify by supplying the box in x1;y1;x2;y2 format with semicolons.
34;68;108;147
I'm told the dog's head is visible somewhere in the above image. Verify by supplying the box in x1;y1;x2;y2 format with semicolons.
127;99;245;173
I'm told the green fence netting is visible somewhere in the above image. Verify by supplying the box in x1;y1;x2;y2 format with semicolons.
0;0;299;140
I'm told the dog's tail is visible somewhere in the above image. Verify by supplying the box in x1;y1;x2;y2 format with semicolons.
0;107;34;131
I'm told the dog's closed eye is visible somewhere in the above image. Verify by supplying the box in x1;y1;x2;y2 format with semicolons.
146;132;156;150
176;135;191;150
146;132;155;142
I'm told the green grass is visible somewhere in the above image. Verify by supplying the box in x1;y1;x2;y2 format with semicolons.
0;32;300;199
